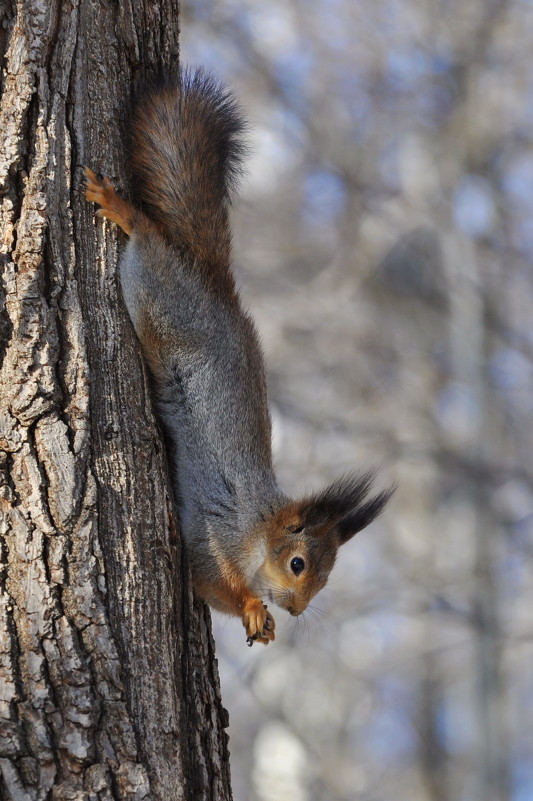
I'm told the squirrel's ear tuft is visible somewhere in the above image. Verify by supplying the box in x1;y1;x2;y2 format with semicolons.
300;472;394;543
336;485;394;544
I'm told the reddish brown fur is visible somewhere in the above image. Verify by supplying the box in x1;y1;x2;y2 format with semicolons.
84;168;136;235
256;504;338;615
195;569;275;646
129;87;238;300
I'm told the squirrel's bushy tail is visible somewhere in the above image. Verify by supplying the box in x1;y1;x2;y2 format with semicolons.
129;68;246;268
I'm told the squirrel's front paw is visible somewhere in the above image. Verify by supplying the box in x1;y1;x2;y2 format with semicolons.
242;598;275;646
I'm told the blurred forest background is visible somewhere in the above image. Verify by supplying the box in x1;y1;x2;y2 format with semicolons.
180;2;533;800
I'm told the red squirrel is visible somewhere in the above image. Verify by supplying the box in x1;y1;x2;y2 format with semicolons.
85;68;392;646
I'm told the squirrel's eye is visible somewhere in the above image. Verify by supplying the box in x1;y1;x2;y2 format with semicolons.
290;557;305;576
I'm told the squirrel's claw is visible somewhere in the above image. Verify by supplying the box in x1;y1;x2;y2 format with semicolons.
83;166;135;236
242;598;276;646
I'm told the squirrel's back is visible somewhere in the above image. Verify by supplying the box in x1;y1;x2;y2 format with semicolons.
128;68;246;270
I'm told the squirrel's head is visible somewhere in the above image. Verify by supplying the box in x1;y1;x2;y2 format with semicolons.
254;472;393;617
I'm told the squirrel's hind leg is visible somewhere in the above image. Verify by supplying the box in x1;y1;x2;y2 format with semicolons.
84;167;135;236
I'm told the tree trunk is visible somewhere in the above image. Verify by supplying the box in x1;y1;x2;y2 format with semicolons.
0;2;232;799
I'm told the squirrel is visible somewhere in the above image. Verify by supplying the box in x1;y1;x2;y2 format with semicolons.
84;68;393;646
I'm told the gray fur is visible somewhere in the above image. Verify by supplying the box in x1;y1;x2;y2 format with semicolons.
120;232;285;587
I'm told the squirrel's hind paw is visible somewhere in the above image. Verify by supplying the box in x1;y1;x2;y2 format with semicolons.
83;167;134;236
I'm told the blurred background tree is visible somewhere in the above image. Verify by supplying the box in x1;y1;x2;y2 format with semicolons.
181;2;533;800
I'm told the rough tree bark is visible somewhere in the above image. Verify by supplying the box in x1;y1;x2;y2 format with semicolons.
0;2;232;799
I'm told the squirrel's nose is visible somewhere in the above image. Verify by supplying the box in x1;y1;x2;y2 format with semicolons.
288;606;301;617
